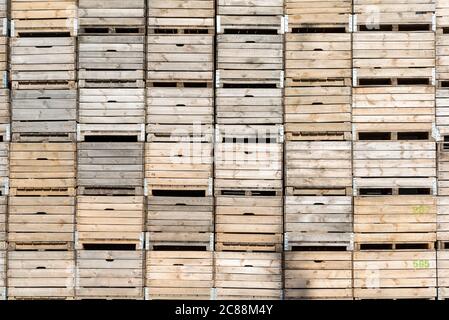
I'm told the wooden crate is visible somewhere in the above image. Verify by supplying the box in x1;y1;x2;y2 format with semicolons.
437;197;449;247
0;250;4;292
0;36;7;77
217;34;283;88
77;142;144;196
145;142;213;195
218;0;283;15
285;87;352;141
354;196;437;249
11;89;77;142
216;124;283;143
147;124;214;143
214;252;282;300
147;196;213;250
286;33;352;87
286;0;352;31
215;196;283;252
76;196;145;250
7;251;75;300
353;32;435;86
215;141;283;196
353;250;437;300
353;86;435;132
8;196;75;250
437;0;449;27
0;196;5;250
79;88;145;139
0;142;7;184
216;88;282;125
76;250;144;299
438;89;449;135
78;35;145;88
354;0;435;29
437;31;449;87
284;251;353;300
10;143;76;196
11;0;77;37
147;0;214;31
79;0;145;34
146;251;213;300
354;140;437;194
147;34;214;84
285;196;353;249
0;89;9;124
147;87;214;130
218;15;283;33
10;37;76;90
0;0;6;36
437;250;449;299
438;140;449;195
285;141;352;196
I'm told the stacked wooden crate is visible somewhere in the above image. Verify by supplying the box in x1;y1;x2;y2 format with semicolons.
0;196;5;300
213;0;283;300
0;0;7;141
145;0;215;300
353;0;438;300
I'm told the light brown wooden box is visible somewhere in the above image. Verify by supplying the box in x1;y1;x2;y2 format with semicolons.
217;34;284;87
76;196;145;249
285;196;353;249
147;34;214;83
0;89;9;124
146;251;213;300
145;142;213;195
437;31;449;86
437;250;449;299
284;251;353;300
11;0;77;36
79;88;145;138
216;88;282;125
7;251;75;300
10;37;76;90
353;250;437;300
437;197;449;243
76;250;144;300
10;142;76;196
147;196;213;250
437;0;449;27
78;35;145;88
286;0;352;30
0;36;7;75
214;252;283;300
437;141;449;195
8;196;75;250
218;15;283;33
0;0;7;36
77;142;144;196
354;0;435;27
437;89;449;135
215;196;283;252
218;0;283;15
354;196;437;249
0;250;4;292
285;141;352;196
11;89;77;142
353;32;435;86
0;196;5;251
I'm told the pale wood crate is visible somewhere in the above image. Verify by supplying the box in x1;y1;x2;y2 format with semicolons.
146;251;213;300
285;196;353;249
7;251;75;300
214;252;283;300
76;250;144;300
147;196;213;250
216;124;283;142
353;86;435;132
145;142;213;195
0;89;9;124
218;0;283;15
10;37;76;90
286;0;352;31
438;197;449;243
285;141;352;196
10;143;76;196
217;34;283;87
215;196;283;252
354;0;435;28
353;32;435;86
285;251;353;300
11;89;77;142
353;140;437;192
0;142;7;183
11;0;77;36
79;0;145;33
0;196;5;251
437;0;449;27
0;37;6;77
79;88;145;138
353;250;437;300
437;250;449;299
0;250;4;290
147;34;214;83
8;196;75;250
218;15;284;34
77;142;144;196
76;196;145;249
285;87;352;141
354;196;437;249
215;141;283;195
78;35;145;88
437;31;449;87
216;88;282;125
438;141;449;195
